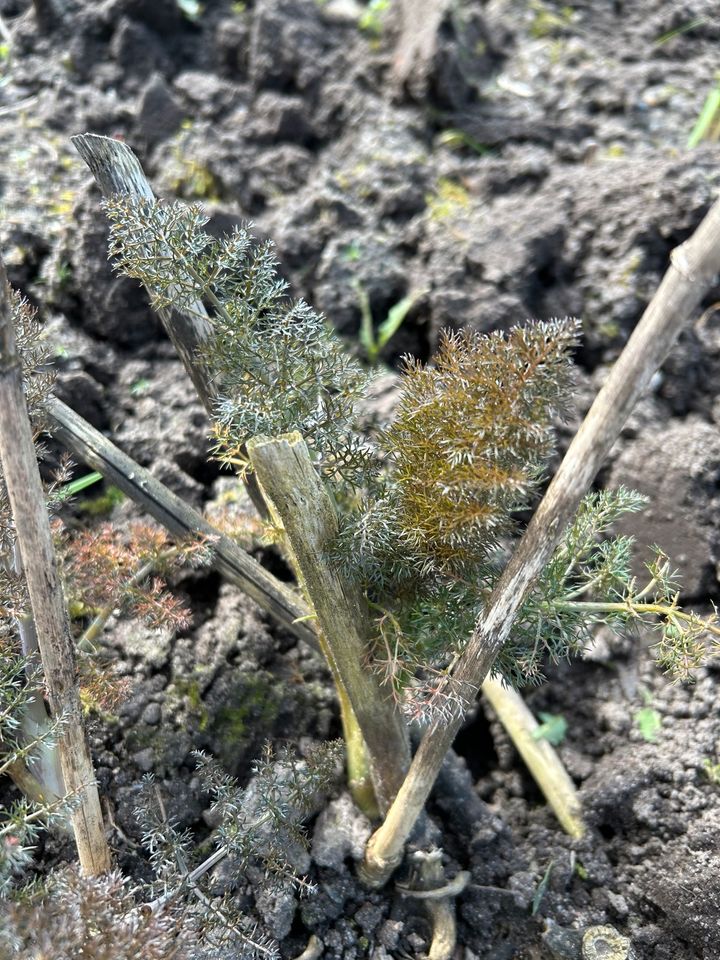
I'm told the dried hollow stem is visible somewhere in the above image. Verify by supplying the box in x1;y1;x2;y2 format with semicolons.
71;133;267;516
359;189;720;887
70;134;214;410
481;676;584;838
0;259;110;875
247;432;410;813
45;397;313;646
12;559;66;800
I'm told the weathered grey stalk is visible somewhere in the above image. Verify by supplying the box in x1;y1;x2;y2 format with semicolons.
11;545;65;800
45;397;314;646
247;432;410;813
70;133;267;516
481;676;583;838
360;192;720;886
392;0;452;90
71;133;216;411
0;262;110;875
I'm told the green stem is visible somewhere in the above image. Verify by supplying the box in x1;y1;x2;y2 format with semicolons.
336;683;380;821
550;599;720;639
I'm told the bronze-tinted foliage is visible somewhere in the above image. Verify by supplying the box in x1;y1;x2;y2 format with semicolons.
384;318;579;572
61;521;212;633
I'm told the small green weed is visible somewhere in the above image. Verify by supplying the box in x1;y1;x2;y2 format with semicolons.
77;485;126;516
168;155;220;201
130;377;152;397
359;0;390;38
688;75;720;148
654;17;706;47
341;241;362;263
532;860;554;915
529;1;574;39
354;279;424;364
532;712;568;747
55;259;73;289
702;757;720;784
0;36;10;88
634;694;662;743
426;178;471;220
436;129;491;157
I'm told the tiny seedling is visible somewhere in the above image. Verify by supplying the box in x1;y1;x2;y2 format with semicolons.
528;1;575;39
634;693;662;743
358;0;390;37
531;860;554;916
654;17;706;47
687;74;720;148
129;376;151;396
436;128;491;157
341;240;362;263
701;757;720;785
532;712;568;747
0;15;11;90
76;484;125;516
353;277;425;363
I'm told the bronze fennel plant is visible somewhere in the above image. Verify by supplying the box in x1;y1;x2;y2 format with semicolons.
105;193;714;749
3;160;720;955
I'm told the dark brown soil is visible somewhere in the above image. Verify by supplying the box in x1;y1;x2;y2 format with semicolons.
1;1;719;958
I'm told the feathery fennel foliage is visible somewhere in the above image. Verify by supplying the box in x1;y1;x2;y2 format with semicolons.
0;646;74;896
334;319;584;717
334;328;716;719
1;744;339;959
103;192;718;727
526;487;717;680
5;289;55;427
1;868;188;960
384;321;579;573
105;196;374;485
132;742;341;959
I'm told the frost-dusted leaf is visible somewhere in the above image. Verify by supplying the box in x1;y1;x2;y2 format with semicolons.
105;195;213;314
127;744;340;957
208;284;375;486
8;289;56;426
